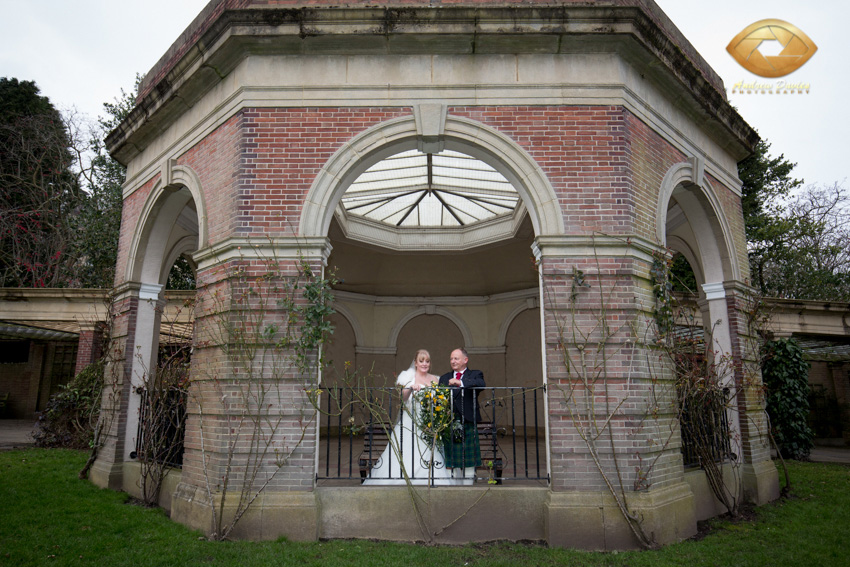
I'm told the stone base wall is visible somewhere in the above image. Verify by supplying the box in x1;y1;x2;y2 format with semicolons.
167;482;703;548
545;482;697;549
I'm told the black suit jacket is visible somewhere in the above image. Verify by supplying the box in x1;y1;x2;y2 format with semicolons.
439;368;485;424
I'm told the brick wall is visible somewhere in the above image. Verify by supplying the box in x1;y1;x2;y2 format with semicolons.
112;101;754;496
539;254;685;492
808;361;832;391
180;255;326;492
178;115;242;244
75;327;104;376
233;107;408;235
95;293;139;468
451;106;690;241
725;288;771;465
162;105;738;254
833;363;850;444
809;361;850;444
114;177;158;288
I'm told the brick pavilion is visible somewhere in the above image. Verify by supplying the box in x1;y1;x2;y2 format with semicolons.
91;0;778;549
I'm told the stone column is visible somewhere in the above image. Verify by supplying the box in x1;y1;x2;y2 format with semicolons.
699;282;742;462
171;238;329;541
90;282;163;490
700;283;734;357
723;282;779;505
122;283;165;460
537;236;696;550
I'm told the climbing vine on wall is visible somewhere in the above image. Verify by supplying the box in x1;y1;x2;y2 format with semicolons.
193;246;338;540
650;249;741;516
761;338;813;460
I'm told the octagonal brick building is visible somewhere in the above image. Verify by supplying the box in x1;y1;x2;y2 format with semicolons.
92;0;779;549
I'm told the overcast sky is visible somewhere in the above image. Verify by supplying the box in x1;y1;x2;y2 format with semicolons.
0;0;846;188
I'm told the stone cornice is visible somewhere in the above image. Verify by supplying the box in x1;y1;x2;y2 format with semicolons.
108;3;756;165
192;236;332;270
765;298;850;338
119;81;744;207
0;286;194;327
354;346;396;355
332;286;537;306
532;234;661;263
766;297;850;313
0;288;109;303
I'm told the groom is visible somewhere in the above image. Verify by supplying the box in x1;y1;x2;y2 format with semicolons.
439;348;485;484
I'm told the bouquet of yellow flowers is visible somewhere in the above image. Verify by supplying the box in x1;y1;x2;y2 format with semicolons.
413;384;454;447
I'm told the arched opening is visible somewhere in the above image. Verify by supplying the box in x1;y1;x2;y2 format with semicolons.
120;174;204;463
311;115;552;485
663;177;736;350
660;163;742;483
505;308;542;390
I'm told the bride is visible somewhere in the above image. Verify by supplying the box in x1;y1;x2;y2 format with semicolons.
363;349;456;485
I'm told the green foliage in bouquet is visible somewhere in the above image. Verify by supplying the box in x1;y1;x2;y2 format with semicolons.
413;384;454;447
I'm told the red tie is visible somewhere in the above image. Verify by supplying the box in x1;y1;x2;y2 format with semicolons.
455;371;462;381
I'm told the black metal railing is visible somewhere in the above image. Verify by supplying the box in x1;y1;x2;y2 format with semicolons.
680;391;732;469
317;386;548;484
135;388;188;468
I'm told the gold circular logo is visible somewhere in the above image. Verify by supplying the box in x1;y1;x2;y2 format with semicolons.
726;19;817;78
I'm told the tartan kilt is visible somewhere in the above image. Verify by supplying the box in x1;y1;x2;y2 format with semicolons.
442;422;481;468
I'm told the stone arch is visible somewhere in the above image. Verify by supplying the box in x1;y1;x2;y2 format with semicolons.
658;160;744;470
299;113;564;240
657;158;740;283
497;298;539;347
388;306;473;351
394;313;465;375
126;163;207;285
330;302;366;349
118;163;206;460
161;235;198;280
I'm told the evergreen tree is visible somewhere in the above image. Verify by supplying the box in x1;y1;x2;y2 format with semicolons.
738;139;802;296
74;78;139;288
76;74;195;290
738;139;849;301
0;78;81;287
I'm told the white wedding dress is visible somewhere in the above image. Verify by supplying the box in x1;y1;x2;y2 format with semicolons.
362;369;457;486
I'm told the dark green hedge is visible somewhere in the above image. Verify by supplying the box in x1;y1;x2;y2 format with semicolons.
762;338;814;460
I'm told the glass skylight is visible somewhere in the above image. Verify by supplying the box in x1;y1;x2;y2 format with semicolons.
341;150;519;227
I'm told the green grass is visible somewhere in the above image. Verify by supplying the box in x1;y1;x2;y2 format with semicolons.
1;449;848;566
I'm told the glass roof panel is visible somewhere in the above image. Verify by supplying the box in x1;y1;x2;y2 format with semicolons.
341;149;519;227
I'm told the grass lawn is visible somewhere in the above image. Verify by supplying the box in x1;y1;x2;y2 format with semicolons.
1;449;848;566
